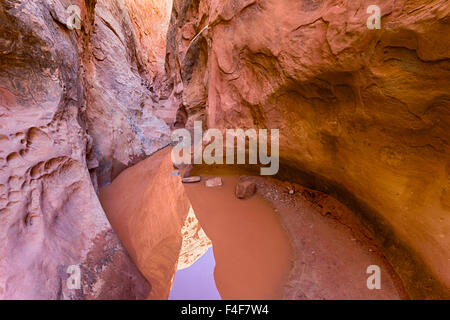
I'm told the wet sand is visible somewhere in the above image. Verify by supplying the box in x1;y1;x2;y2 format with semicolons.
184;176;293;300
243;176;410;300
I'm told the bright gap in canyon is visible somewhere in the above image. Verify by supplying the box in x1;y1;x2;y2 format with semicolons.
0;0;449;304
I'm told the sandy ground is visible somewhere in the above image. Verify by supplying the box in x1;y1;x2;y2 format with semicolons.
251;176;410;300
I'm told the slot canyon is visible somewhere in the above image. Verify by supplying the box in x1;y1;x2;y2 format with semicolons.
0;0;449;300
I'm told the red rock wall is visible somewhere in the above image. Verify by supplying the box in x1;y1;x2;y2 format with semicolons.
1;0;448;300
164;0;450;298
0;0;172;299
82;0;173;186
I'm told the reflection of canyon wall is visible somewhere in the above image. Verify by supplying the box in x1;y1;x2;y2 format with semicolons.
164;0;450;298
0;0;172;299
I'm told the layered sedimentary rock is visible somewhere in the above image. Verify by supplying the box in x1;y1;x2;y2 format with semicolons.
164;0;450;298
0;0;173;299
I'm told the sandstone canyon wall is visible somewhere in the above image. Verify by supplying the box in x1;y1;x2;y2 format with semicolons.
164;0;450;298
0;0;449;300
82;0;174;186
0;0;173;299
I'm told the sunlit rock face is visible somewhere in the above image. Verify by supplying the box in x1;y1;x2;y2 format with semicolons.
124;0;173;88
0;0;173;299
164;0;450;298
83;0;173;186
100;148;212;299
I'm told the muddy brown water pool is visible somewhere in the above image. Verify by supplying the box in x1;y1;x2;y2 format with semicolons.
175;175;293;300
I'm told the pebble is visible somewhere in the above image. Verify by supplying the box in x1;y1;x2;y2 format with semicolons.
205;177;223;187
182;176;201;183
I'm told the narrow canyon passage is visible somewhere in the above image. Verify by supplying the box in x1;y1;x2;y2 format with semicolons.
0;0;448;301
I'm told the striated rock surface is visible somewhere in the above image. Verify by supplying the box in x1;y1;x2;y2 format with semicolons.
82;0;173;186
165;0;450;298
0;0;173;299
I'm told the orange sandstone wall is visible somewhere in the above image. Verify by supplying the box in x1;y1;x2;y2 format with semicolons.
164;0;450;298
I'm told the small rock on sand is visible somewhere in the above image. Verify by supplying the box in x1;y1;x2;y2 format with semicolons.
283;181;296;195
205;177;223;187
182;176;201;183
235;181;257;199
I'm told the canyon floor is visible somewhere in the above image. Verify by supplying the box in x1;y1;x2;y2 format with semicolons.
100;147;409;300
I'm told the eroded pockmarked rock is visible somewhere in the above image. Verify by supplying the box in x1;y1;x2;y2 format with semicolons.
0;0;156;299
